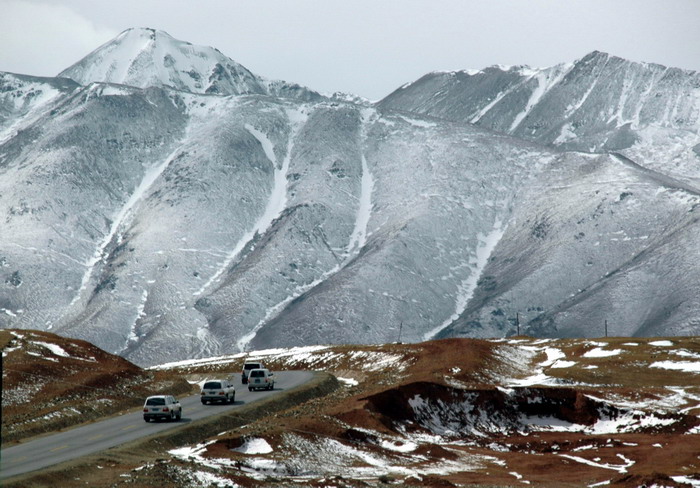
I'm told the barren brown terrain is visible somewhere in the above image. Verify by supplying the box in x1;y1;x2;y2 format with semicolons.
1;329;193;444
3;330;700;487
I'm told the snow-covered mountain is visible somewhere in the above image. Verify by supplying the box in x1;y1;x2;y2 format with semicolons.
379;51;700;182
1;29;699;366
379;52;700;341
58;27;321;101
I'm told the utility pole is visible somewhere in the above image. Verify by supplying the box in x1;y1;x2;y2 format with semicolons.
397;322;403;343
516;312;520;336
605;319;608;338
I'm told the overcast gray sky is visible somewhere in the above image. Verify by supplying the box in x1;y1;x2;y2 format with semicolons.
2;0;699;100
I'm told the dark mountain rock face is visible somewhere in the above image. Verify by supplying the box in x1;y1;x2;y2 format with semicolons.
2;29;699;365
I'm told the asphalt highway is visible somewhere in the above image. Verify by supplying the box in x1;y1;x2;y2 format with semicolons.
1;370;314;480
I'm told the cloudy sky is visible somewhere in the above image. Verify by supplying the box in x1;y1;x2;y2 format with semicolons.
2;0;699;100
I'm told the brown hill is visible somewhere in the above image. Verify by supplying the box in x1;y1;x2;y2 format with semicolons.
1;329;192;444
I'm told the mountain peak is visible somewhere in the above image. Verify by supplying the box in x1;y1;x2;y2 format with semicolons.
57;27;267;96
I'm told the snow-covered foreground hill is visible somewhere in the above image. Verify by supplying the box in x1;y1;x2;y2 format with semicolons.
1;28;700;366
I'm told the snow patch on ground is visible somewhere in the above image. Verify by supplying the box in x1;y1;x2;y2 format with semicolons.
559;453;635;474
583;348;623;358
502;344;571;387
551;360;577;368
338;377;359;386
279;432;488;481
672;476;700;487
397;115;437;128
191;471;239;488
650;360;700;373
232;438;273;455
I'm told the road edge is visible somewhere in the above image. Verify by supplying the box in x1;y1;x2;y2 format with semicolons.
3;371;339;487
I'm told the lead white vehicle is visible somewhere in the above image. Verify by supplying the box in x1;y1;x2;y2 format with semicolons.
248;368;275;391
200;379;236;404
143;395;182;422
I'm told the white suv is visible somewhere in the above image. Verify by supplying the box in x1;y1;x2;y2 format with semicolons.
241;360;265;384
200;379;236;404
248;368;275;391
143;395;182;422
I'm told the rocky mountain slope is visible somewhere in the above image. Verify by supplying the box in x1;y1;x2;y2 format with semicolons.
379;51;700;180
1;28;699;365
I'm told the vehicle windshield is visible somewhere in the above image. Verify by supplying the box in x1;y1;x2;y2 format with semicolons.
203;381;222;389
249;370;265;378
146;397;165;406
244;363;261;370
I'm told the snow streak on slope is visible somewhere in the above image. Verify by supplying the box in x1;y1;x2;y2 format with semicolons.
347;109;376;255
67;144;184;311
470;88;512;124
510;65;571;132
236;108;380;352
563;68;604;119
194;108;308;298
424;218;506;341
236;270;332;351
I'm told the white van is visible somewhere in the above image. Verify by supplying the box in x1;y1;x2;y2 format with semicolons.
241;360;265;384
247;368;275;391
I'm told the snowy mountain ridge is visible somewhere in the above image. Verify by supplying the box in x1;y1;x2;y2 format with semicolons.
1;29;700;366
380;51;700;181
59;27;321;101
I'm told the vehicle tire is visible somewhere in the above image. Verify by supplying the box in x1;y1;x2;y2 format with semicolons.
248;387;252;392
232;393;235;403
144;417;150;422
176;410;181;420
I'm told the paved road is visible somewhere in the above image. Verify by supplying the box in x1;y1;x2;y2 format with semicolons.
1;370;313;480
